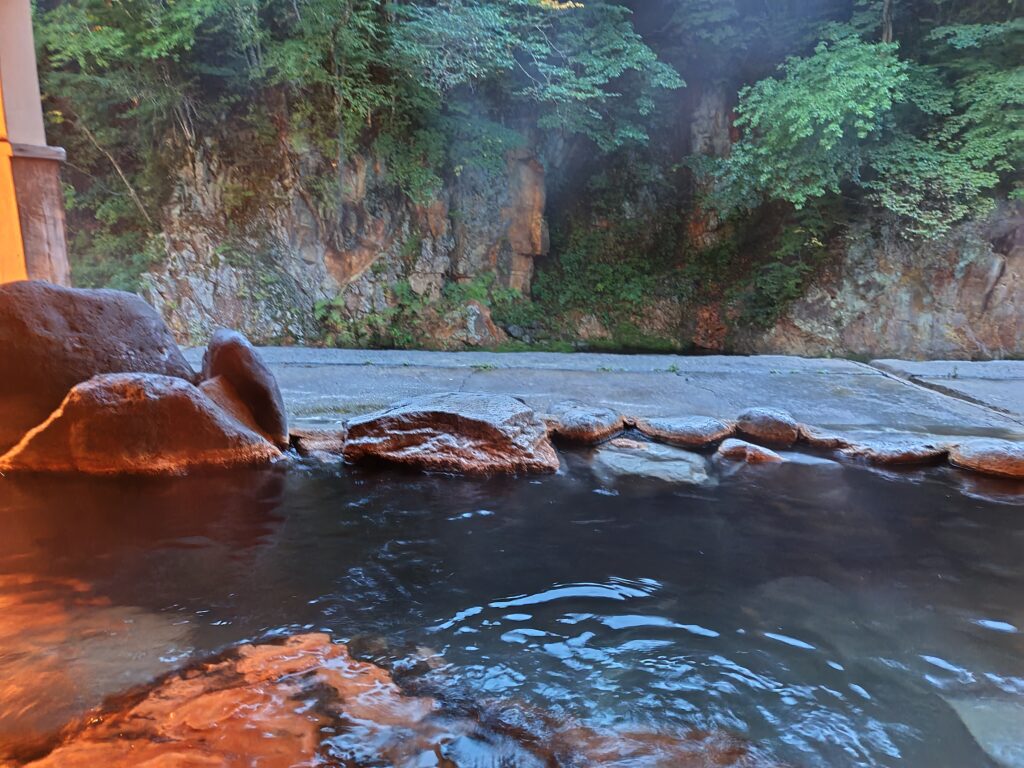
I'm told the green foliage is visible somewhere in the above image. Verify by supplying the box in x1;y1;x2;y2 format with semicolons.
716;29;910;211
532;226;664;321
715;9;1023;238
739;209;831;329
316;272;523;349
38;0;682;288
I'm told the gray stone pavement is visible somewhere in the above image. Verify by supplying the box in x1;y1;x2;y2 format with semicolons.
871;359;1024;420
184;348;1024;439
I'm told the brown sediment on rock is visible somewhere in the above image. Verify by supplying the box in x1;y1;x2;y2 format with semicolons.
839;436;950;465
290;425;348;458
343;392;558;474
735;408;801;447
798;424;854;450
201;328;289;448
717;438;784;464
636;415;735;448
0;373;280;475
0;280;195;454
25;633;770;768
548;401;626;444
949;438;1024;479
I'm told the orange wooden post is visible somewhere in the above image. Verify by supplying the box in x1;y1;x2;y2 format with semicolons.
0;0;69;285
0;76;29;283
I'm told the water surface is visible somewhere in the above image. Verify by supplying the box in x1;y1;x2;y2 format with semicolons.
1;453;1023;766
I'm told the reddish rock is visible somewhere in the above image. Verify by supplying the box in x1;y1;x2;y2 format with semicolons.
840;436;949;465
0;373;280;475
201;329;289;447
548;401;625;444
0;281;194;454
717;438;784;463
949;439;1024;479
343;392;558;474
736;407;801;446
798;424;853;450
26;633;765;768
290;426;348;458
636;415;735;448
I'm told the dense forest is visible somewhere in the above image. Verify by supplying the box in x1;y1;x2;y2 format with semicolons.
35;0;1024;354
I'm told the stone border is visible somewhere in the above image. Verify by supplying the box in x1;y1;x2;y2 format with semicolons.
296;399;1024;483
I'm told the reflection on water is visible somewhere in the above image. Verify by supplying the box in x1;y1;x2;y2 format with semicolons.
0;455;1022;766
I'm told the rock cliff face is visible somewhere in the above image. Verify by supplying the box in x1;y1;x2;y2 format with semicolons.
144;144;548;344
745;209;1024;359
144;135;1023;360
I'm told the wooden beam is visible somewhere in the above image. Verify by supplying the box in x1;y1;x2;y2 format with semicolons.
0;75;29;283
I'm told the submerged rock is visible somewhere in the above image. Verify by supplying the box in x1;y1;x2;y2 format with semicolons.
717;438;784;463
26;633;765;768
736;407;800;446
840;435;949;465
343;392;558;474
635;415;735;448
0;373;280;475
0;281;194;454
949;438;1024;480
0;575;190;765
548;401;625;444
593;438;713;485
944;697;1024;768
201;328;289;447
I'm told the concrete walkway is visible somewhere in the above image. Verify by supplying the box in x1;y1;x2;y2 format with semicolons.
184;348;1024;438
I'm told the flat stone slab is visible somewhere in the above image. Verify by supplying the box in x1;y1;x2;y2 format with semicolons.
592;438;712;485
871;359;1024;420
183;349;1024;439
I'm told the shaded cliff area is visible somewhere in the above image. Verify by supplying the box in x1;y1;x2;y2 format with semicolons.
36;0;1023;358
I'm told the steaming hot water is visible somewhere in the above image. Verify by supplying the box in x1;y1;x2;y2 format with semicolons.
1;451;1023;766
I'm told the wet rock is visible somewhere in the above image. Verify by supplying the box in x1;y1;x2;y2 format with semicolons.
593;438;713;485
548;401;625;444
201;328;288;447
636;415;735;448
944;697;1024;768
736;407;800;446
840;435;949;465
799;424;853;450
717;438;784;463
343;392;558;474
0;575;189;764
0;373;280;475
290;425;348;459
26;632;765;768
23;633;445;768
0;281;194;454
948;438;1024;480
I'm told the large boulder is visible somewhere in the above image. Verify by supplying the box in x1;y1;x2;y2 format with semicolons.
948;438;1024;479
201;328;288;447
343;392;558;474
0;281;194;454
0;373;280;475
